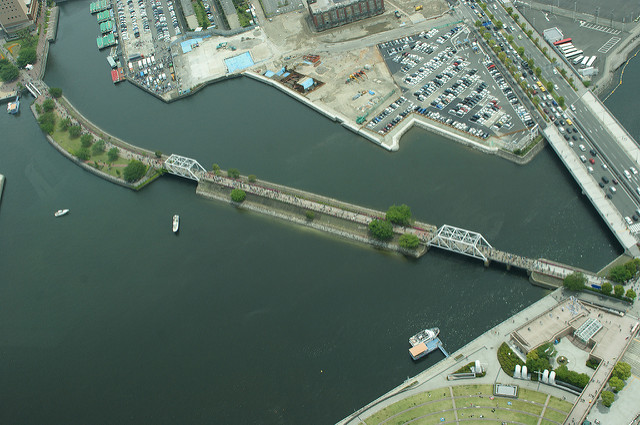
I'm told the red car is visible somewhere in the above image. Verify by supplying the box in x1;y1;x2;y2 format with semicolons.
589;158;595;164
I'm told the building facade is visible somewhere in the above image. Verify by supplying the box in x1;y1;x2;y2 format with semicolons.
0;0;34;35
307;0;384;32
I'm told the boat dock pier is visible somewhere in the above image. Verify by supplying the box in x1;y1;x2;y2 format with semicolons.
409;337;449;360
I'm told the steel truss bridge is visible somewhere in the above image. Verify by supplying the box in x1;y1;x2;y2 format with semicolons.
427;224;493;262
164;154;206;181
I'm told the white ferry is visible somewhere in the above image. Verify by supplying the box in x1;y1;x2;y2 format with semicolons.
172;215;179;233
54;209;70;217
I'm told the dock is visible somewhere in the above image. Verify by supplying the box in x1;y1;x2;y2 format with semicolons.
89;0;110;14
96;33;116;50
99;20;114;34
410;337;449;360
96;9;112;23
111;67;125;83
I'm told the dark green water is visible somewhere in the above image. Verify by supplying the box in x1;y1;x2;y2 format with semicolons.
0;3;624;424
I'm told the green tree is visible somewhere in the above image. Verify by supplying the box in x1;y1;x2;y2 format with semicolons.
248;174;257;182
626;288;637;300
92;139;106;155
16;47;36;68
107;147;119;162
614;284;625;297
601;281;613;295
74;147;90;161
80;133;93;148
48;87;63;98
498;51;506;62
517;46;525;57
612;362;632;381
0;59;19;82
520;22;526;30
212;163;221;176
495;20;503;29
551;57;557;64
527;58;534;68
123;160;147;182
58;117;71;131
42;98;55;112
228;168;240;179
527;29;533;38
563;272;586;290
399;233;420;250
542;47;548;54
484;32;492;41
512;14;519;22
608;265;632;283
505;6;512;14
68;125;82;138
608;376;626;393
475;20;482;27
154;151;162;158
37;111;56;134
558;97;565;108
305;210;315;220
601;390;614;407
526;349;551;379
230;188;246;203
386;204;412;226
546;81;554;92
507;35;514;43
368;219;393;241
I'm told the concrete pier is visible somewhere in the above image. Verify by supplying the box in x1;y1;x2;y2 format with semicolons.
0;174;5;206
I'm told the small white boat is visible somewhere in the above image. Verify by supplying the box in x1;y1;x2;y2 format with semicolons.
54;209;70;217
172;215;179;233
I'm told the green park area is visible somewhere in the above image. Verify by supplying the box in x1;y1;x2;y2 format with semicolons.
364;385;572;425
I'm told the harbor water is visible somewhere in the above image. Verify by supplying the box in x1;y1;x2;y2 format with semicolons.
0;2;630;424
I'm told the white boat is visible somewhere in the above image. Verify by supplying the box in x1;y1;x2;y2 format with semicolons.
54;209;70;217
409;327;440;347
172;215;179;233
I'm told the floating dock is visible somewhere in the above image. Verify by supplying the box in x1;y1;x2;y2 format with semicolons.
409;337;449;361
97;33;116;49
89;0;110;14
111;67;125;83
99;19;114;34
96;9;112;23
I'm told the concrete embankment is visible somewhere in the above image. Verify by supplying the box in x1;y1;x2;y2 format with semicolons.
0;174;5;205
196;176;432;257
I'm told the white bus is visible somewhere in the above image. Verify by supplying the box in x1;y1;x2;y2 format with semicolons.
572;55;584;64
566;50;583;59
561;43;575;52
586;56;597;67
563;48;577;56
581;56;590;67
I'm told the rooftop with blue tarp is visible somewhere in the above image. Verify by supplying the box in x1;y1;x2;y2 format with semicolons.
264;70;275;78
275;67;286;76
299;77;314;90
224;52;254;74
181;37;206;53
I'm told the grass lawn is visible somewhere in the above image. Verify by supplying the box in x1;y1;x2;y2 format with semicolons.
543;407;568;423
50;127;130;178
540;420;558;425
546;396;572;412
459;407;539;425
365;395;451;425
451;384;492;397
519;388;549;404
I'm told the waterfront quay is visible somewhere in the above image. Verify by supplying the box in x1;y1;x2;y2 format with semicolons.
337;289;640;425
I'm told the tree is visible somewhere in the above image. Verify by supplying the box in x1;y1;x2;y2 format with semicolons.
558;96;565;108
507;35;514;43
212;163;221;176
475;20;482;27
526;349;551;379
248;174;257;183
107;147;119;162
305;210;315;220
154;151;162;158
49;87;63;98
368;219;393;241
59;117;71;131
74;147;90;161
527;29;533;38
512;14;519;22
601;281;613;295
608;376;626;393
68;125;82;138
42;98;55;112
517;46;525;57
230;188;246;203
386;204;412;226
542;47;548;54
80;133;93;148
614;284;625;297
527;58;534;68
123;160;147;182
551;57;557;64
92;139;106;155
498;51;506;62
399;233;420;250
0;59;19;82
505;6;513;14
612;362;632;381
495;20;503;29
520;22;526;30
626;288;637;300
38;111;56;134
228;168;240;179
563;272;586;291
601;391;614;407
608;265;632;283
16;47;36;68
484;32;491;41
546;81;554;93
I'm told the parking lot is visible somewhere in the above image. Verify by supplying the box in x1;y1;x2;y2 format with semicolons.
366;25;533;142
116;0;182;55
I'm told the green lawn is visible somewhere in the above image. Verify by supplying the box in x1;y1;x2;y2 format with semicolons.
451;384;493;397
365;397;452;425
519;388;549;404
546;396;573;412
544;407;568;423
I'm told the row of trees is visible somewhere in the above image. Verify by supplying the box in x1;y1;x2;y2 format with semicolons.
601;362;632;407
0;59;19;82
367;204;420;249
608;258;640;283
563;272;637;301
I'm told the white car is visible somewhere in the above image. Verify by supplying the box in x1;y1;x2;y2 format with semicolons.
631;166;638;175
554;84;559;91
553;68;558;75
579;144;586;152
570;104;577;112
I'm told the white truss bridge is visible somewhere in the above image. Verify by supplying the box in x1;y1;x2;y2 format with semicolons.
164;154;206;181
427;224;493;262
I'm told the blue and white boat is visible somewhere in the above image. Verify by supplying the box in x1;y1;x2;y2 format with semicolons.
7;94;19;114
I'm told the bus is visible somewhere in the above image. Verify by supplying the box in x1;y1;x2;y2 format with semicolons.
563;48;577;56
586;56;597;67
572;55;584;65
553;37;572;46
566;50;583;59
561;43;575;51
581;56;590;67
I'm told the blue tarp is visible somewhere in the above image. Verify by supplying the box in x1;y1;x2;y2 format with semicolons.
181;38;203;53
264;70;275;77
300;77;314;90
282;72;290;78
275;67;286;76
224;52;255;74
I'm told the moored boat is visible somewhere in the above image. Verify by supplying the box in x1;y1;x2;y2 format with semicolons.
7;94;19;114
172;215;179;233
409;327;439;347
54;209;70;217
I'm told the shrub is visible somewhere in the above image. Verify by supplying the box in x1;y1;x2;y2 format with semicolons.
37;111;56;134
563;272;586;290
614;285;624;297
58;117;71;131
608;376;625;393
601;391;614;407
626;288;637;300
248;174;257;183
92;139;106;155
554;365;589;389
386;204;412;226
399;233;420;250
228;168;240;179
497;342;525;375
368;219;393;241
230;188;246;203
42;98;56;112
305;210;315;220
154;151;162;158
74;147;90;161
123;160;147;182
601;281;612;295
585;358;600;370
612;362;631;381
16;47;36;68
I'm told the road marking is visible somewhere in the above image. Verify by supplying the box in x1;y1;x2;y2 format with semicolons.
580;21;621;35
599;37;622;54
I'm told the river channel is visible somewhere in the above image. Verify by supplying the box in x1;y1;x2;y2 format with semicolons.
0;2;628;424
